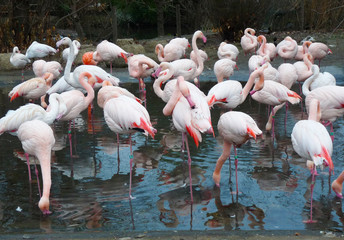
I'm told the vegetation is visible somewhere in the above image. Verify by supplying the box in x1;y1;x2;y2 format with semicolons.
0;0;343;52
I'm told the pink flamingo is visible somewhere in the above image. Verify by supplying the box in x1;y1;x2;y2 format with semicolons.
213;58;236;83
257;35;276;61
103;94;156;199
295;41;312;61
303;68;343;139
332;171;344;198
217;42;239;61
155;37;190;62
93;40;130;73
0;93;66;136
17;119;55;215
207;65;266;109
10;46;31;80
162;76;207;203
213;111;262;193
308;42;332;66
291;98;334;223
58;72;96;157
240;28;258;55
127;54;158;106
33;60;62;80
9;72;54;107
250;72;301;136
276;36;298;61
25;41;57;59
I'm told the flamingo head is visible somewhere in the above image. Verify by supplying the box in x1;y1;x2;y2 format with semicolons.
56;37;71;48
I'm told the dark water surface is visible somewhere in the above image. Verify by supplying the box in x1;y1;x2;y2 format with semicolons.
0;56;344;235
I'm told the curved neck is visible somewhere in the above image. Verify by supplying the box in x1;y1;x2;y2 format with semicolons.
302;65;318;96
45;94;60;124
64;39;75;85
308;98;321;121
192;31;205;77
153;67;173;99
79;72;95;105
155;44;165;62
241;69;263;103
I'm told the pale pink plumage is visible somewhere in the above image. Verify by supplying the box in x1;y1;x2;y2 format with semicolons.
308;42;332;65
213;111;262;191
295;41;312;61
293;53;314;82
217;42;239;61
93;40;129;64
10;46;30;69
213;58;236;82
276;36;298;61
291;98;333;223
240;28;258;55
33;60;62;79
155;37;190;62
17;119;55;214
257;35;276;61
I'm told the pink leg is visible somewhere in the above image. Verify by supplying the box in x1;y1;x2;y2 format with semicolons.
68;121;73;158
25;153;32;182
110;62;113;74
184;132;193;203
234;146;239;195
33;159;42;198
117;133;120;173
181;133;185;152
129;134;134;199
304;165;317;223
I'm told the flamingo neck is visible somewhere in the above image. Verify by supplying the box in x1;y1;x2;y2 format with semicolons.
155;44;165;62
308;98;321;121
302;65;318;96
241;70;262;103
192;31;205;77
79;73;95;106
64;38;75;85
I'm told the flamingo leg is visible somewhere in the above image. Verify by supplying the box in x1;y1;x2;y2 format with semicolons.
271;107;275;140
184;132;193;203
117;133;120;174
305;165;317;223
21;69;24;81
33;158;42;198
234;146;239;195
25;153;32;182
129;134;134;199
284;102;289;132
68;121;73;158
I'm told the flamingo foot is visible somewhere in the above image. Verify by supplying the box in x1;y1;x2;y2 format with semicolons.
129;195;136;200
303;219;317;223
43;210;52;215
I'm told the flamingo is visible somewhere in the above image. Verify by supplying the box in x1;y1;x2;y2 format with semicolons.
10;46;31;80
103;95;156;199
97;81;141;109
213;58;236;83
295;41;312;61
332;171;344;198
155;37;190;62
0;93;66;136
294;53;314;82
54;37;119;93
291;98;334;223
303;68;343;139
25;41;57;59
250;72;301;136
127;54;159;105
93;40;130;73
207;65;266;110
17;119;55;215
62;40;81;62
240;28;258;55
276;36;298;61
9;72;54;107
58;72;96;157
302;64;336;91
33;60;62;80
308;42;332;66
217;42;239;61
213;111;262;193
257;35;276;61
162;76;208;203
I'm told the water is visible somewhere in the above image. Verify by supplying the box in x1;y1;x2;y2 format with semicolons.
0;59;344;235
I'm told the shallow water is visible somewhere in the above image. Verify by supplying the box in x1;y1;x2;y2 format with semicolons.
0;57;344;235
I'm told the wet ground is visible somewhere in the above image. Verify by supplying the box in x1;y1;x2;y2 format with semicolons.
0;43;344;239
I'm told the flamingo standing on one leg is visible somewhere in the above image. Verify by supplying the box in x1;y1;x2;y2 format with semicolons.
93;40;131;73
17;119;55;215
103;95;156;199
240;28;258;55
291;98;334;223
308;42;332;66
162;76;207;203
213;111;262;194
